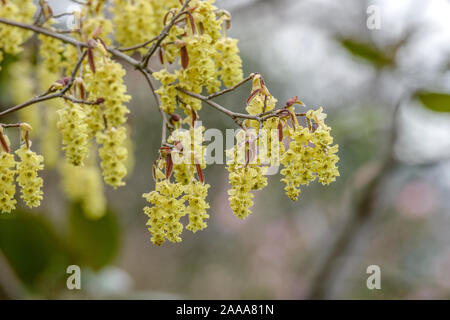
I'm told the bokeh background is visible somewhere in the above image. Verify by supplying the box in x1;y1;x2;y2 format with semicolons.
0;0;450;299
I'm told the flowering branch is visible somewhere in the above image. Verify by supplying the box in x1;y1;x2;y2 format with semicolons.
0;50;88;117
140;0;192;68
177;85;308;126
0;17;144;72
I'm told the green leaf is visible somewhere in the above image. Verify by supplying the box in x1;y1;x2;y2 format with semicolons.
67;203;120;270
416;91;450;113
339;38;394;68
0;210;69;288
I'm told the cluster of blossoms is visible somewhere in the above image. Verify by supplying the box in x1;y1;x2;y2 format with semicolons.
0;0;339;245
0;126;44;213
143;125;209;246
153;0;243;115
280;108;340;201
0;0;132;218
0;0;36;70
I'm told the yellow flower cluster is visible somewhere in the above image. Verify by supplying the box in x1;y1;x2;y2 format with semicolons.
150;0;181;33
226;131;268;219
169;125;206;183
223;77;339;217
38;21;64;74
214;37;243;87
144;124;210;245
96;127;128;189
56;101;90;166
227;166;267;219
246;75;277;116
143;178;210;246
153;69;178;114
83;46;131;187
143;180;186;246
80;0;113;45
84;52;131;134
280;108;339;201
182;34;221;93
0;0;36;59
0;129;44;213
0;151;17;213
111;0;155;53
154;0;244;116
191;0;223;42
184;181;210;233
15;145;44;208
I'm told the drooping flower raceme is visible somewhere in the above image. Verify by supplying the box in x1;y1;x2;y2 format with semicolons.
97;127;128;189
143;180;186;246
0;0;36;64
15;145;44;208
56;101;90;166
0;151;17;213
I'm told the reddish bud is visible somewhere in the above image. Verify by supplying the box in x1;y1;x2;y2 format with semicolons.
91;26;102;39
158;47;164;65
190;107;198;126
0;130;9;153
277;120;283;142
195;164;205;183
165;154;173;180
246;89;261;105
58;77;71;86
87;48;96;73
186;11;196;34
180;45;189;69
95;98;105;104
170;113;181;125
285;96;298;107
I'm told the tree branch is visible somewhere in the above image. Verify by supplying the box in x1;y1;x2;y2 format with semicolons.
0;50;88;117
207;74;255;99
116;36;158;52
177;87;257;121
306;97;404;299
140;70;168;144
0;17;145;71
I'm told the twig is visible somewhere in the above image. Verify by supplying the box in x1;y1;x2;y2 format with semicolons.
116;36;159;52
0;17;147;72
0;50;88;117
141;70;168;144
141;0;192;68
207;74;254;99
0;123;22;128
306;97;404;299
177;87;257;121
52;12;75;19
61;95;104;105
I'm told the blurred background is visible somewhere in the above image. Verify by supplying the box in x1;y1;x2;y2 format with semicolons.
0;0;450;299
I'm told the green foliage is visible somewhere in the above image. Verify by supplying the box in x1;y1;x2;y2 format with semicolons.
0;210;69;288
339;38;394;68
0;204;121;294
415;91;450;113
67;203;120;270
